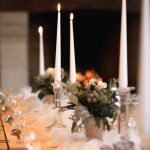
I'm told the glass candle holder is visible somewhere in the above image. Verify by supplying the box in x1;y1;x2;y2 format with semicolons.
114;87;137;150
52;81;63;108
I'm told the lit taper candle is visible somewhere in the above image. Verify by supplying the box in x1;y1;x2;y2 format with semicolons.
70;13;76;84
119;0;128;89
54;3;61;87
38;26;45;75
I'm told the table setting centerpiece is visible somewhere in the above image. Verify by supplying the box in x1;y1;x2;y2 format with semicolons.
60;76;118;140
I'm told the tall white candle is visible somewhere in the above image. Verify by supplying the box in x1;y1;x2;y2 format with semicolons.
70;13;76;84
119;0;128;89
54;3;61;87
38;26;45;75
138;0;150;133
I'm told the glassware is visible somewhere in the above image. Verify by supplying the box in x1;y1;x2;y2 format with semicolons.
52;81;63;108
114;87;137;150
24;130;36;150
11;111;26;143
51;82;65;128
0;92;7;115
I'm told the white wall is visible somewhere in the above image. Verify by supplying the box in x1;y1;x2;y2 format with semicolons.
0;12;29;91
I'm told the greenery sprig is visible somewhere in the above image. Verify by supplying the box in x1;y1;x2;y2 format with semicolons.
32;68;68;99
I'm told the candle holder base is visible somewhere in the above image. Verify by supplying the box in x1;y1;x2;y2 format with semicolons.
53;109;67;128
114;135;134;150
117;87;135;139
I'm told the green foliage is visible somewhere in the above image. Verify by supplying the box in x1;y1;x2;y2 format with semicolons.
32;74;54;99
61;78;118;133
32;68;68;99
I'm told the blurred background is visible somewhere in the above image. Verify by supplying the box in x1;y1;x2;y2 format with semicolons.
0;0;140;91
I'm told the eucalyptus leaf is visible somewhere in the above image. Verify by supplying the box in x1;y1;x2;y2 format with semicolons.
82;117;89;126
69;95;78;105
69;84;79;93
71;121;77;133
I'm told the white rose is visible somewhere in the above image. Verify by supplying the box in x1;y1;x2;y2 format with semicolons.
45;68;55;78
97;81;107;89
89;78;96;85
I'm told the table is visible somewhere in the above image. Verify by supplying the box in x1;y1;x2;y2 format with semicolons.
0;89;143;150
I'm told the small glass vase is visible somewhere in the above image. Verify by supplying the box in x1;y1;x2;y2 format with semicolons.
84;118;103;140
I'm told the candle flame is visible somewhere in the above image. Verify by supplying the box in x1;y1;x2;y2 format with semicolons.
38;26;43;34
70;13;74;21
57;3;61;12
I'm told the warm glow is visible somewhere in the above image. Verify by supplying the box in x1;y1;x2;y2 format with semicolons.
76;72;85;81
76;70;102;86
70;13;74;21
38;26;43;34
89;78;96;83
85;70;95;79
57;3;61;12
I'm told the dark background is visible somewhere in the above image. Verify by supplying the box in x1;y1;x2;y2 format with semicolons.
29;10;140;87
0;0;140;87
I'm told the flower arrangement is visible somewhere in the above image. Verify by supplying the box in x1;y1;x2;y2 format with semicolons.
76;69;102;86
61;76;118;133
32;68;68;99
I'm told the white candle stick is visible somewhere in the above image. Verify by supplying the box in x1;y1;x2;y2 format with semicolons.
119;0;128;89
54;3;61;87
70;13;76;84
38;26;45;75
138;0;150;133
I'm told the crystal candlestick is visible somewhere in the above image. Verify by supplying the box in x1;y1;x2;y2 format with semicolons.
115;87;135;150
52;81;63;108
119;88;130;139
54;88;61;108
51;82;66;128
